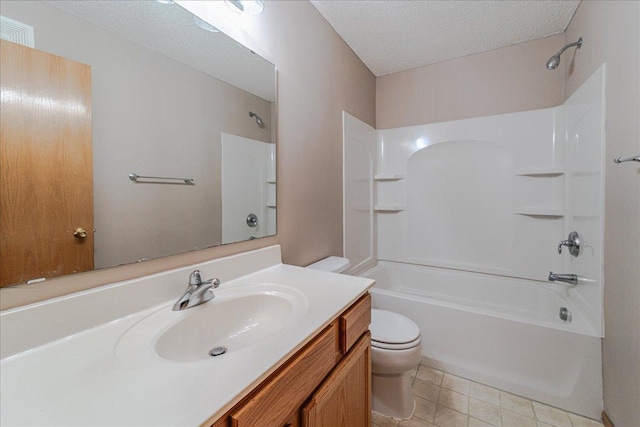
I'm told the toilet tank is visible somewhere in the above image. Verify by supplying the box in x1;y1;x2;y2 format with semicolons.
306;256;351;273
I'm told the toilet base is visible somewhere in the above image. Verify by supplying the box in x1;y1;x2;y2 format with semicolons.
371;371;416;420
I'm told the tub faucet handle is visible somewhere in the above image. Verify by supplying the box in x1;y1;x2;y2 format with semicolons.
557;231;581;257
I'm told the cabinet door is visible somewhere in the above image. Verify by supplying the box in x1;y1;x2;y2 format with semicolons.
302;332;371;427
230;323;340;427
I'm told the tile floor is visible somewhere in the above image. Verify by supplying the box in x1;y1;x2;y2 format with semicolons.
371;363;604;427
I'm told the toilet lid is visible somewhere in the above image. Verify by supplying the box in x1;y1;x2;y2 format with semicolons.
370;309;421;347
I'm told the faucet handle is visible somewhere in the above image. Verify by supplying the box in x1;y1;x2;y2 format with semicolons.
557;231;581;257
203;278;221;289
189;270;203;286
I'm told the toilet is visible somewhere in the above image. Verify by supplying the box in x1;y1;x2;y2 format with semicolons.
306;257;422;420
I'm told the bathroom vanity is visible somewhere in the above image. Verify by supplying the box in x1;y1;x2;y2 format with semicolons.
208;293;371;427
0;246;374;426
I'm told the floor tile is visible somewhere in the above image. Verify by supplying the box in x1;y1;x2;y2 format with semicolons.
442;373;471;395
531;402;571;427
469;418;495;427
414;378;441;403
375;364;601;427
500;391;534;418
501;409;536;427
469;382;500;406
417;365;445;385
439;389;469;414
414;396;437;422
567;413;604;427
373;411;399;427
469;397;501;426
434;405;468;427
399;418;435;427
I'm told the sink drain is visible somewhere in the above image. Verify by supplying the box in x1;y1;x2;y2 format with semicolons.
209;346;227;357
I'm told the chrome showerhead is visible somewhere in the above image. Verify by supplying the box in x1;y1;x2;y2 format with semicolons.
546;37;582;70
249;111;264;127
546;55;561;70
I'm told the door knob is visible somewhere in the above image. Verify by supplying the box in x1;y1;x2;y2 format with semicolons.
73;227;88;239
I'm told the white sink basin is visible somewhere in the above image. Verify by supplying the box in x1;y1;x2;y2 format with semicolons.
115;283;308;367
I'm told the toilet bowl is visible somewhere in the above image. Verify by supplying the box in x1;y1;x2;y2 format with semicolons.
306;257;423;420
370;308;422;419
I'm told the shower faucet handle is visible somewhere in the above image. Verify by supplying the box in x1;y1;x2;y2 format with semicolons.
557;231;581;257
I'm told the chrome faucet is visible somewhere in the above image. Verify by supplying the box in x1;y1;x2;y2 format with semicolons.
172;270;220;311
548;272;578;286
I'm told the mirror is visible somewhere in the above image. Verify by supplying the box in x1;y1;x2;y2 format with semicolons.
0;1;276;287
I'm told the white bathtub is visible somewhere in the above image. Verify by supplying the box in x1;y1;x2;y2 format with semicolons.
359;261;603;419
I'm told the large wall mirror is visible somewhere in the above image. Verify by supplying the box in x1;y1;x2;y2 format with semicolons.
0;1;276;287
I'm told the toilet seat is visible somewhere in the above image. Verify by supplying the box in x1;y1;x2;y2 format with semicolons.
370;309;421;350
372;336;421;350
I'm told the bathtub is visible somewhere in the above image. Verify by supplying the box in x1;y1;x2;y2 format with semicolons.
359;261;602;419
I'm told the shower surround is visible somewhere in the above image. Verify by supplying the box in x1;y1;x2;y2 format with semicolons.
343;66;606;418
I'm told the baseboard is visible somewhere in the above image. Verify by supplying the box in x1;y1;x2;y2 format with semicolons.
602;410;614;427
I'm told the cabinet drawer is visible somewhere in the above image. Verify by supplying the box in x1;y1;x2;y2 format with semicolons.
230;322;340;427
340;293;371;354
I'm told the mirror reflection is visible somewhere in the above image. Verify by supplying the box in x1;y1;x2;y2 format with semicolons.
0;1;276;287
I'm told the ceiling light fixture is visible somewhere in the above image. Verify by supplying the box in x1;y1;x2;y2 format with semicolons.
155;0;175;4
225;0;264;16
193;16;219;32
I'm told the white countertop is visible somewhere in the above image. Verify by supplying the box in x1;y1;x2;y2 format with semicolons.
0;246;374;426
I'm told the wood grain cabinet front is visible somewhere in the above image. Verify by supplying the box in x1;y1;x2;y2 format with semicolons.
207;293;371;427
302;332;371;427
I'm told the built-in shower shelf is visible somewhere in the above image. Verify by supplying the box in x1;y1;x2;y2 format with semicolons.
515;168;564;177
375;205;406;212
266;204;276;208
514;208;564;217
374;174;406;181
266;180;276;184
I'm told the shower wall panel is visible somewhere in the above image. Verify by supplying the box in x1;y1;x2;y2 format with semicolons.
376;107;565;281
342;112;377;274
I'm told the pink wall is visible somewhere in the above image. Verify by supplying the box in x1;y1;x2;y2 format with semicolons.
564;2;640;426
376;35;566;129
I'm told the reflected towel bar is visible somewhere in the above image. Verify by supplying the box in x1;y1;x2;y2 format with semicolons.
613;154;640;164
129;173;194;184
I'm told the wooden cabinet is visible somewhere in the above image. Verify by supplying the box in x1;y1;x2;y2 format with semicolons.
207;293;371;427
302;332;371;427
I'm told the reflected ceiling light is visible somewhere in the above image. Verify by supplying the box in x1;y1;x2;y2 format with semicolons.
225;0;264;16
155;0;175;4
193;16;219;32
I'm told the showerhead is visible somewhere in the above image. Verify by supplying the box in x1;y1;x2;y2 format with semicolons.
249;111;264;127
546;37;582;70
546;55;561;70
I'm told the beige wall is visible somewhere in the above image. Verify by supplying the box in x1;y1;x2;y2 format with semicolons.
376;35;566;129
564;2;640;426
0;1;375;309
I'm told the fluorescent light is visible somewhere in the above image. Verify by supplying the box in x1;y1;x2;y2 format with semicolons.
225;0;264;16
193;16;219;32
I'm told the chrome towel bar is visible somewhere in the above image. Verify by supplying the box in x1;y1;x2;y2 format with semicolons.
128;173;194;184
613;154;640;164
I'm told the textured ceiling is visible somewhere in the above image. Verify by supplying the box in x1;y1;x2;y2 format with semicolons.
310;0;580;76
45;1;276;101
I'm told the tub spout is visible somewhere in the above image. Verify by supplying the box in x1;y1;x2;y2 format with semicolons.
548;272;578;286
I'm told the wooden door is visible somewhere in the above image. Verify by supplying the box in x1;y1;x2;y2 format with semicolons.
302;332;371;427
0;40;93;287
